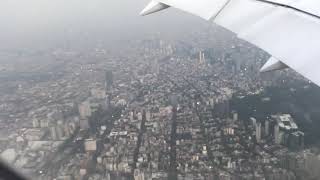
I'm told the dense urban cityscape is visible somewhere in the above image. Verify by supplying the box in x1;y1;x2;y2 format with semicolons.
1;27;320;180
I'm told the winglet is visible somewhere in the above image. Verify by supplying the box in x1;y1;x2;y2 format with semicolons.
140;0;170;16
260;57;288;73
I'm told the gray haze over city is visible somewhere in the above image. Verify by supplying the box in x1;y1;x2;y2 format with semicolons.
1;1;320;180
0;0;203;49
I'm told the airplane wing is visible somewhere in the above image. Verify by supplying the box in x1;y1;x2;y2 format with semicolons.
140;0;320;87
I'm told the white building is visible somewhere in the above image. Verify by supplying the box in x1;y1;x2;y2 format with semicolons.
256;122;262;143
84;139;97;152
273;114;299;145
79;101;92;118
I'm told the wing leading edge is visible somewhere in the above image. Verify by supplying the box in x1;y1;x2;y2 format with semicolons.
140;0;320;87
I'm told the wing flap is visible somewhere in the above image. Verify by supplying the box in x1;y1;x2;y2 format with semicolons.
214;0;275;34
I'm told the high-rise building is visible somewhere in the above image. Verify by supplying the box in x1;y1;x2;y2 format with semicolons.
40;119;49;128
50;126;57;140
137;112;142;121
198;51;205;65
56;120;65;140
274;124;281;144
233;112;238;121
265;120;270;136
32;118;40;128
134;169;145;180
256;122;262;143
130;111;134;121
250;117;257;127
79;101;92;119
202;52;205;63
105;70;113;91
289;131;304;150
202;145;208;155
104;95;111;110
272;114;300;146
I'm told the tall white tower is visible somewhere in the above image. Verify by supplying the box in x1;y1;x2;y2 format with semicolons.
256;122;262;143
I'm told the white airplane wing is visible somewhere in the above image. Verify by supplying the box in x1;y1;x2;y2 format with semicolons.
140;0;320;87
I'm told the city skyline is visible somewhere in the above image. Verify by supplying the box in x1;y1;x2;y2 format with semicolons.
0;2;320;179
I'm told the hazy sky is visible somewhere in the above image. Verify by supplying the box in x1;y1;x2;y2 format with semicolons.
0;0;207;49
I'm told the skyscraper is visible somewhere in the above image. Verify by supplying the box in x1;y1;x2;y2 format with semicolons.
232;112;238;121
105;70;113;91
256;122;262;143
198;51;205;65
250;117;257;127
79;101;92;119
272;114;300;145
274;124;280;144
50;126;57;140
32;118;40;128
265;120;270;136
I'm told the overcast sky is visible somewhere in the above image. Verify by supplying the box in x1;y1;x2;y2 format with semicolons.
0;0;207;49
